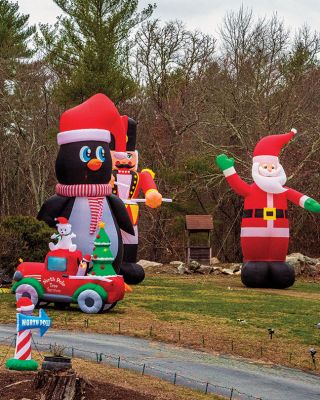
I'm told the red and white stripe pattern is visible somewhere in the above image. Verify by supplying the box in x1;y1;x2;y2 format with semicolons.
88;197;104;234
14;329;32;360
56;183;112;197
56;183;110;235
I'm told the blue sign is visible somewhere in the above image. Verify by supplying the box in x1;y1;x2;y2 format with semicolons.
17;309;52;337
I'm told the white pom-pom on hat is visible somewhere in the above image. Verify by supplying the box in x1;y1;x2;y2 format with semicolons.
291;128;297;134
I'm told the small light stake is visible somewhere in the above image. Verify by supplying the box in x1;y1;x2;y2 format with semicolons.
268;328;275;339
309;348;317;368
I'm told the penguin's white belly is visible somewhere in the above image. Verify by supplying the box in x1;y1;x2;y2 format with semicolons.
68;197;119;257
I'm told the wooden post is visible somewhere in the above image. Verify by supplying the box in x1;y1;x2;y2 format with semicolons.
173;372;177;385
33;370;85;400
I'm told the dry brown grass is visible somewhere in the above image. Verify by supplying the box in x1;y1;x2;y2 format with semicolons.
0;345;223;399
73;358;223;400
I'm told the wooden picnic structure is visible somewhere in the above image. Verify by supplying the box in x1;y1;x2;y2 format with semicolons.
185;215;213;265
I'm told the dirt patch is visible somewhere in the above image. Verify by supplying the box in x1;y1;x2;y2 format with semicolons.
0;370;154;400
240;287;320;300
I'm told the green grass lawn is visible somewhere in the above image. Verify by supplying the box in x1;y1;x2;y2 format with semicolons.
1;275;320;369
130;276;320;345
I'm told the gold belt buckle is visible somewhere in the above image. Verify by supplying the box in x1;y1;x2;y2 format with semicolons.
263;207;276;220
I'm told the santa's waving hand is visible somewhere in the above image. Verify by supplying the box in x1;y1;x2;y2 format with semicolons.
216;129;320;289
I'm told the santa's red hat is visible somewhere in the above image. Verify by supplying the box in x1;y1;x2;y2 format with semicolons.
253;128;297;164
16;297;34;312
55;217;68;225
57;94;123;146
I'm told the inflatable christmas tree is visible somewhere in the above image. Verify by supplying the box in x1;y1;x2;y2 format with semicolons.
90;221;116;276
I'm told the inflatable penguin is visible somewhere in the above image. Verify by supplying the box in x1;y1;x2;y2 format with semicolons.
38;94;134;273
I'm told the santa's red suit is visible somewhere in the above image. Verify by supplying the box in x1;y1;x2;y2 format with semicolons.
222;129;311;263
225;175;306;262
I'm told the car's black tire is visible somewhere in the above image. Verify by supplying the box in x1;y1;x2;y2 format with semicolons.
77;289;104;314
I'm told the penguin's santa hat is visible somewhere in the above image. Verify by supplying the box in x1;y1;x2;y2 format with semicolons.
253;128;297;165
57;93;124;145
16;297;34;312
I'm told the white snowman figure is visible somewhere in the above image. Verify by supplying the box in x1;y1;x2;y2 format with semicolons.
49;217;77;252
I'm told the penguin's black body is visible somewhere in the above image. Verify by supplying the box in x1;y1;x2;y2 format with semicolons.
38;140;134;274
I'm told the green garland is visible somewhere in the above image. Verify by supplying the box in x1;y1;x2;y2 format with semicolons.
6;358;38;371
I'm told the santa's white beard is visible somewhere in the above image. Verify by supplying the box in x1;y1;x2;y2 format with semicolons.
252;163;287;194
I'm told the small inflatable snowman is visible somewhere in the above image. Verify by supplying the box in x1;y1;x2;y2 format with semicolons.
49;217;77;252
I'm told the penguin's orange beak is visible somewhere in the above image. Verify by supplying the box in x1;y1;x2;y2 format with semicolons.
87;158;102;171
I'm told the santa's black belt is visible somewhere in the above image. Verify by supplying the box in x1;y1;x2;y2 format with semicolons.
243;209;288;219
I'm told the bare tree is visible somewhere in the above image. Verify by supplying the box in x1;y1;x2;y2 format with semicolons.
0;61;58;215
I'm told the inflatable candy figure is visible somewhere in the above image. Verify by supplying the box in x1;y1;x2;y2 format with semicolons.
216;129;320;288
6;297;51;371
38;94;134;274
49;217;77;252
110;116;163;284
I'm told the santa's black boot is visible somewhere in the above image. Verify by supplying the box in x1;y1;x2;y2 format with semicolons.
269;262;295;289
120;244;145;285
241;262;269;288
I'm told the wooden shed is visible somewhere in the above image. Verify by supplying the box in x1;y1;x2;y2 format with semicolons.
185;215;213;265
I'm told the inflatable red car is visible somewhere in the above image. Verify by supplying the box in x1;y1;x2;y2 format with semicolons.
12;249;125;313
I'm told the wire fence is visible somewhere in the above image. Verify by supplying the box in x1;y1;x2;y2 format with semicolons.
0;334;16;368
78;318;318;372
0;335;263;400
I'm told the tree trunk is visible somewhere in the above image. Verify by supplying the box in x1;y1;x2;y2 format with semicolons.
33;370;87;400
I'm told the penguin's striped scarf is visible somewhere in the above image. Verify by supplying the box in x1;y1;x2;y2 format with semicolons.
55;183;112;234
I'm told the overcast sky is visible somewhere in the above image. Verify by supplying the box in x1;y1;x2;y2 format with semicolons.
17;0;320;38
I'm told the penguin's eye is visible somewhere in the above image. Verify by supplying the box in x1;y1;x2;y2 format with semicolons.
96;146;106;162
79;146;92;162
127;153;133;159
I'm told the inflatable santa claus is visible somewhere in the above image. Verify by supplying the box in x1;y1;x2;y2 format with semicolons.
216;129;320;288
110;116;162;284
